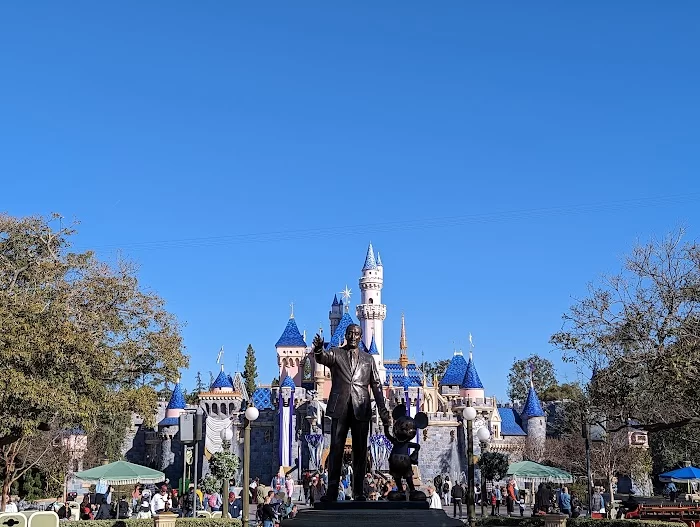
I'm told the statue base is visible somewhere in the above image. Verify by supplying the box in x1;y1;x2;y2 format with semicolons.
284;502;463;526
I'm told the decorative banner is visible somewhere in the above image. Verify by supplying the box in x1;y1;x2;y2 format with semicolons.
369;435;392;472
305;434;324;470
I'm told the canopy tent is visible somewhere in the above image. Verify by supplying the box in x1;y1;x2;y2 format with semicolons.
659;466;700;484
75;460;165;486
507;460;573;484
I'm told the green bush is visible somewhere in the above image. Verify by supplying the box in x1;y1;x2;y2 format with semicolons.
63;519;241;527
476;517;680;527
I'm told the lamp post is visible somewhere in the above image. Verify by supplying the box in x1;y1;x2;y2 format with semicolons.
219;426;235;518
476;425;491;518
463;404;477;527
242;405;259;527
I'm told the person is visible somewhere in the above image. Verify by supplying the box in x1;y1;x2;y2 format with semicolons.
451;479;463;519
208;490;222;512
667;482;678;502
228;492;242;519
534;483;548;515
592;487;605;514
4;495;18;513
309;475;325;505
137;490;152;519
151;485;171;515
519;496;526;517
507;479;517;516
495;486;502;515
79;495;93;520
260;494;276;527
443;476;451;506
302;471;311;505
427;485;442;509
285;473;295;502
491;489;498;516
558;486;572;517
312;325;391;501
434;474;443;501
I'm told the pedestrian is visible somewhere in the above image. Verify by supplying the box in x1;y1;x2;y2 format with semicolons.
302;471;311;505
427;485;442;509
558;486;572;517
592;487;605;514
443;476;451;506
451;480;463;519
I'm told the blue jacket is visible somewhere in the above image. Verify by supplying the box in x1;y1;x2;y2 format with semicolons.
559;492;571;511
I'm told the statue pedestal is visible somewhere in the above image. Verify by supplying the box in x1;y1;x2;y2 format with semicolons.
284;502;463;527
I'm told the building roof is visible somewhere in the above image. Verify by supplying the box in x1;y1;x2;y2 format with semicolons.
367;335;379;355
252;388;274;410
327;313;355;348
275;317;307;348
498;407;527;436
158;417;180;427
521;385;546;418
211;368;234;390
363;243;378;271
376;252;383;266
385;362;431;387
332;294;339;306
461;354;484;389
166;382;186;410
231;371;249;401
440;351;468;385
280;375;296;389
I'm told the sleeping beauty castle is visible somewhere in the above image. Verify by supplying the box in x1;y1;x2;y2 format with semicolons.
120;243;546;487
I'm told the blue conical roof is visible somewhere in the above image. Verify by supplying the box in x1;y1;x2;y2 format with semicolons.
461;354;484;389
211;368;234;390
376;252;383;266
521;385;545;418
332;294;339;306
363;243;377;271
367;335;379;355
281;375;296;389
328;313;355;348
166;382;186;410
440;351;468;385
275;318;307;347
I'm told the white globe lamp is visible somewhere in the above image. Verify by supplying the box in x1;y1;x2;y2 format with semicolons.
476;426;491;442
220;427;234;442
245;406;259;422
463;406;477;421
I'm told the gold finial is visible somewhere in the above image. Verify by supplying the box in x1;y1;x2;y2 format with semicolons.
389;372;394;387
400;312;408;352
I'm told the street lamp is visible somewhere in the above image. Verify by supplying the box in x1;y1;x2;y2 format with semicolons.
476;425;491;518
463;404;477;527
242;405;259;527
219;426;235;518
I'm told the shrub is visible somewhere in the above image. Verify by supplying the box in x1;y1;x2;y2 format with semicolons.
63;519;242;527
476;517;680;527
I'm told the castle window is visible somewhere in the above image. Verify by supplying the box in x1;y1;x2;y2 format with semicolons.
211;404;218;415
205;403;210;414
369;298;373;304
229;403;235;414
221;403;227;415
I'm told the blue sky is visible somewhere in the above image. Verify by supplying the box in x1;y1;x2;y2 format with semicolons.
1;2;699;399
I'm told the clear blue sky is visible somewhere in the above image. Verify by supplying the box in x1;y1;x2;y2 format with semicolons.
2;2;699;400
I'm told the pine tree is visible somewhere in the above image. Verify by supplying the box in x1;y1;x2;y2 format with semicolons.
209;371;214;388
242;344;258;396
195;371;205;394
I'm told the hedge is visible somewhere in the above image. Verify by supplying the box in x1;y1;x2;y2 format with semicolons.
476;517;681;527
62;519;241;527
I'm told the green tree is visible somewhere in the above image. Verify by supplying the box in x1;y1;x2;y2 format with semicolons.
550;230;700;435
195;372;205;394
478;452;509;482
209;440;240;518
0;213;187;507
271;377;279;387
419;360;451;383
242;344;258;396
507;355;556;402
183;389;198;406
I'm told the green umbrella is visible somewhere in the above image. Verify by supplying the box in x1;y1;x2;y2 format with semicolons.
507;460;573;484
75;460;165;486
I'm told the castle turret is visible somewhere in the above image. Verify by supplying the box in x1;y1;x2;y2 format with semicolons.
356;242;387;382
461;351;485;400
275;313;307;386
521;381;546;441
329;295;342;337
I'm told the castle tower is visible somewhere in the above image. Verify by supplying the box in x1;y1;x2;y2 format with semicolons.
275;311;307;386
461;351;485;400
157;379;187;485
521;380;546;447
329;295;342;337
356;242;387;382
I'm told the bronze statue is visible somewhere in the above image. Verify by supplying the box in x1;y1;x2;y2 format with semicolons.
312;324;390;501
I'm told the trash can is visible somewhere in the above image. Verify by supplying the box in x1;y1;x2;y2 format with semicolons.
545;513;567;527
0;513;27;527
154;511;178;527
22;511;59;527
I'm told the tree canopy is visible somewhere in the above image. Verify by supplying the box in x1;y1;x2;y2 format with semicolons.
551;230;700;434
507;355;557;402
243;344;258;396
0;213;187;502
478;452;509;482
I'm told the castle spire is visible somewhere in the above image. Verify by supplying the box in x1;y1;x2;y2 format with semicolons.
398;313;409;370
362;242;377;270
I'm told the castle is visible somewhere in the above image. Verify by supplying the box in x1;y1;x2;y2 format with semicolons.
119;243;546;487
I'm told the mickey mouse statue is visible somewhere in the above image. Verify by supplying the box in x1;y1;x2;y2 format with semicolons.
384;403;429;501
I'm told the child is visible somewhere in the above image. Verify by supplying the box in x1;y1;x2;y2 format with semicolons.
519;497;525;517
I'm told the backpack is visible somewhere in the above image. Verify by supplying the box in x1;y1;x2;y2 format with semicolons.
208;494;218;508
443;482;449;493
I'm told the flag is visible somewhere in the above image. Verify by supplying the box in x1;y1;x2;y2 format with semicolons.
469;333;473;347
216;346;224;364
